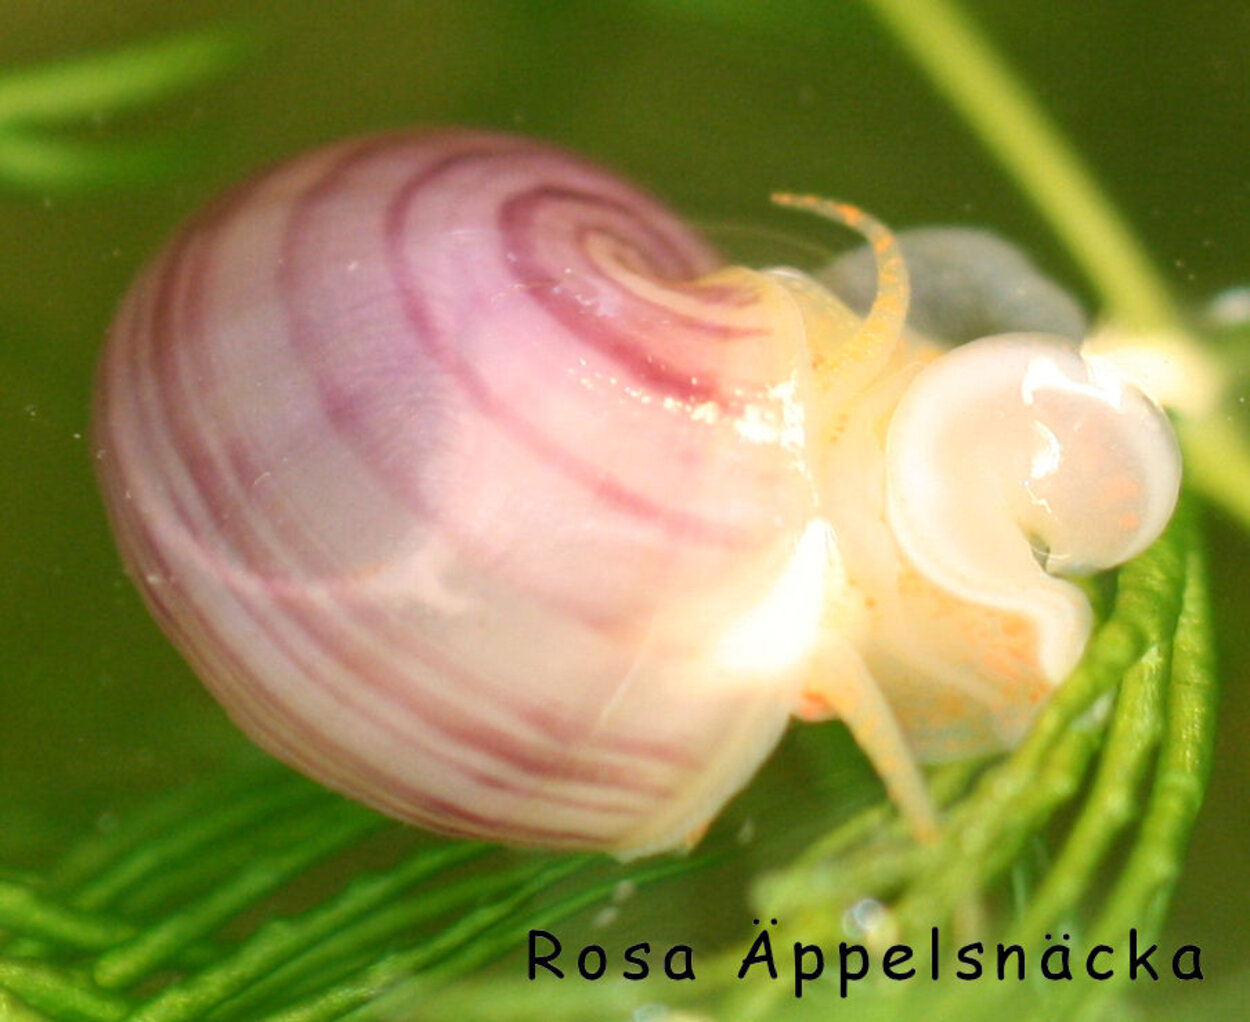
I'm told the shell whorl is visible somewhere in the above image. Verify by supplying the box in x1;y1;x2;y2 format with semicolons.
96;129;826;854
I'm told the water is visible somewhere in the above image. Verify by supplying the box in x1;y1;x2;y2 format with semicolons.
1;1;1247;1016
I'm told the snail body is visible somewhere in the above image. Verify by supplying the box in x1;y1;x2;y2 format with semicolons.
95;129;1181;855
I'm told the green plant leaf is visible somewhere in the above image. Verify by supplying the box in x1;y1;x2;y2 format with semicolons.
0;768;712;1021
0;27;250;194
0;28;249;128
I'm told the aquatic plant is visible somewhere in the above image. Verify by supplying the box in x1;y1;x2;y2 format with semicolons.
0;2;1241;1018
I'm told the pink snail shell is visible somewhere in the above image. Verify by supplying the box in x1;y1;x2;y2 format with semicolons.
94;128;1181;856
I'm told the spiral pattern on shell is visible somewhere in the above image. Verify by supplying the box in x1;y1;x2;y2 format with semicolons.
95;129;834;854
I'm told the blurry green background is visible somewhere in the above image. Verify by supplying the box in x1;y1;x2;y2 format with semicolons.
1;0;1247;1016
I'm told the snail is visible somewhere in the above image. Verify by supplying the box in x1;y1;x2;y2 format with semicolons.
93;128;1181;857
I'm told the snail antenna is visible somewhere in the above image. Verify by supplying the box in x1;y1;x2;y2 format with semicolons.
771;193;910;383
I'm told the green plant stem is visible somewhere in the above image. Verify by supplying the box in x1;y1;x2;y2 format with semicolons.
1072;518;1216;1021
923;645;1174;1022
267;858;591;1022
0;958;129;1022
1008;644;1169;939
3;775;327;961
63;775;323;913
207;864;548;1020
92;802;386;991
0;129;200;191
0;880;132;951
1177;415;1250;529
123;842;487;1022
0;28;249;127
862;0;1182;332
0;986;48;1022
351;855;704;1022
41;768;295;894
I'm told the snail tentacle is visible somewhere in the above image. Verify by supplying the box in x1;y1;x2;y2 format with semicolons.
770;192;911;404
